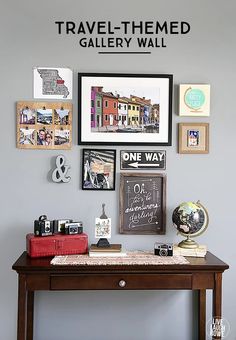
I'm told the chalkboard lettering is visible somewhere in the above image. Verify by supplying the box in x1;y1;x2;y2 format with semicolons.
120;173;166;234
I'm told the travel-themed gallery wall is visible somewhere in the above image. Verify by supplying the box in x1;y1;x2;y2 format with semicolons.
1;1;236;340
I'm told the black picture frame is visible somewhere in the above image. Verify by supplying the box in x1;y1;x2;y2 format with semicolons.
82;149;116;190
78;73;173;146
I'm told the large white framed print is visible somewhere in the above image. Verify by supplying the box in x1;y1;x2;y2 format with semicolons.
78;73;173;146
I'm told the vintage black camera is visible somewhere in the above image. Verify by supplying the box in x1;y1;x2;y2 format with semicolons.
64;222;83;235
154;243;173;256
53;219;73;234
34;215;53;237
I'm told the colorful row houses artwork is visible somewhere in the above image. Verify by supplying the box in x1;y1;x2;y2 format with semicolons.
90;86;160;133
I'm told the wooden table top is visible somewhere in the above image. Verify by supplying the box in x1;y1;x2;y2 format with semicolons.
12;251;229;274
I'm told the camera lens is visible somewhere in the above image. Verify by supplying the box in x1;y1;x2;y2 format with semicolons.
160;249;168;256
45;226;50;232
70;227;77;234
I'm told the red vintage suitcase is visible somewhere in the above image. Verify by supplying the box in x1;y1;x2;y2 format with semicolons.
26;233;88;258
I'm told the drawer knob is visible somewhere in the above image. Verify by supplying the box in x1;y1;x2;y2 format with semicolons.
119;280;126;288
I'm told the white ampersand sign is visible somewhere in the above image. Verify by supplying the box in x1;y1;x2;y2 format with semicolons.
52;155;71;183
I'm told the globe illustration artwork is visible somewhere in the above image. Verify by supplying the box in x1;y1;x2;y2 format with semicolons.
184;88;205;111
172;201;209;249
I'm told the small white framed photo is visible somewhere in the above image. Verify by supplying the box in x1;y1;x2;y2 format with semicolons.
95;218;111;239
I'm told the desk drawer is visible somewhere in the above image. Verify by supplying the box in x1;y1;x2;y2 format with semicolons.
50;274;192;290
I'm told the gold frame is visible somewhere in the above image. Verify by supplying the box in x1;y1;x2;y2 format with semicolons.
178;123;209;154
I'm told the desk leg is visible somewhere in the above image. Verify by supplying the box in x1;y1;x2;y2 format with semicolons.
198;289;206;340
27;291;34;340
212;273;222;340
17;274;27;340
213;273;222;318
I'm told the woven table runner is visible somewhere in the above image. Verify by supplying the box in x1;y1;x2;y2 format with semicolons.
51;252;189;266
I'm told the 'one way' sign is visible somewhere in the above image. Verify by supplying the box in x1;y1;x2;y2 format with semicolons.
120;150;166;170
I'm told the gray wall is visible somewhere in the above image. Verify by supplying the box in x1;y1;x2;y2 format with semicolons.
1;0;236;339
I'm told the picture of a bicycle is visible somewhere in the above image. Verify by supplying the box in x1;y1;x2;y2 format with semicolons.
83;150;112;189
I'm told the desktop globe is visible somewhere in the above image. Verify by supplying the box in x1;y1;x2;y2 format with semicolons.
172;201;209;249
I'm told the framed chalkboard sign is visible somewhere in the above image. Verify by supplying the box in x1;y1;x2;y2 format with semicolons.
119;173;166;235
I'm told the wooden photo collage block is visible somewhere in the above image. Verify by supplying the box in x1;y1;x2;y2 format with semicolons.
17;101;72;150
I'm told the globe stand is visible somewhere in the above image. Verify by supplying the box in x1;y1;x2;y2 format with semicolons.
178;235;199;249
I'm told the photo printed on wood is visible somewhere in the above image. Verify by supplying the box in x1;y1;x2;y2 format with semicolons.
17;101;72;150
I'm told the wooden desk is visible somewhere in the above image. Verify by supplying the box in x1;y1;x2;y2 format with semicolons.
12;251;229;340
